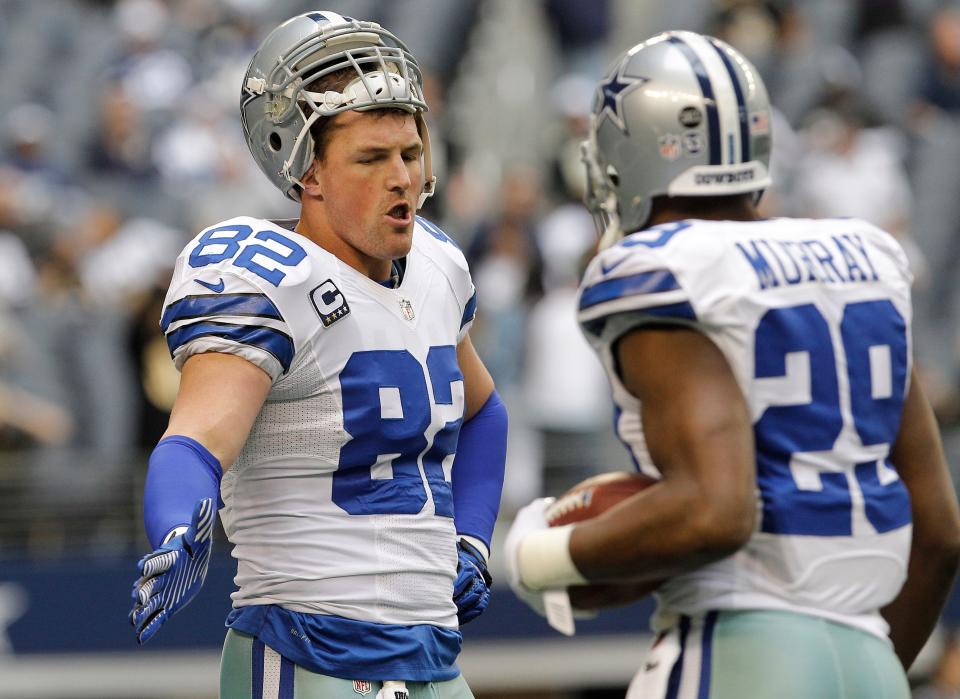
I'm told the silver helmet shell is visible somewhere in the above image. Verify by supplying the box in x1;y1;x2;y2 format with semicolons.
582;31;772;248
240;10;435;203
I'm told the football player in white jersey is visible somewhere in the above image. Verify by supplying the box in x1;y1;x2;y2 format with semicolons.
505;31;960;698
128;12;508;699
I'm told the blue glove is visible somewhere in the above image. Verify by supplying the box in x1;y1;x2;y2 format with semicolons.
130;498;215;644
453;538;493;625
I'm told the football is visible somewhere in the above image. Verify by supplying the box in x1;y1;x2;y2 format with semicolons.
545;471;663;610
545;471;658;526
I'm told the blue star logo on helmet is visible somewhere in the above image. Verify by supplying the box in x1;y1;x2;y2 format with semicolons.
594;66;647;135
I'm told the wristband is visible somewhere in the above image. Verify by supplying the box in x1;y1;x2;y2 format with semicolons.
518;524;589;590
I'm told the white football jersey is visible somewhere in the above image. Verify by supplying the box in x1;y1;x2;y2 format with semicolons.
160;215;476;629
578;217;914;639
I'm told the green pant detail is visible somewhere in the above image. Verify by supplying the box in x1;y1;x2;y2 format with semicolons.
707;611;909;699
628;610;910;699
220;629;474;699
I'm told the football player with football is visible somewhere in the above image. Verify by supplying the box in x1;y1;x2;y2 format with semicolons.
506;30;960;698
128;11;507;699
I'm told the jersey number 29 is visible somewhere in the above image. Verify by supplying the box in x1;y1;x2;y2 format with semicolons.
754;299;911;537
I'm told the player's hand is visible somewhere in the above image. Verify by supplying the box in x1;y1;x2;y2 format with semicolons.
130;498;215;644
453;538;493;624
504;497;555;617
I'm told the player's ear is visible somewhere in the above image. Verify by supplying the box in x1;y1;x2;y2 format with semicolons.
300;159;324;200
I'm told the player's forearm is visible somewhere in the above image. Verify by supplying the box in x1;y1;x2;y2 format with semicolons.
882;541;960;669
451;389;507;550
519;479;753;591
568;479;754;583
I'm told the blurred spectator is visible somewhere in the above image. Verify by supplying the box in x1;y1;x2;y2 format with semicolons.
791;95;921;271
541;0;612;78
0;308;73;450
916;6;960;116
914;632;960;699
713;1;863;126
109;0;193;114
521;203;621;496
85;83;157;183
466;167;545;389
75;210;184;307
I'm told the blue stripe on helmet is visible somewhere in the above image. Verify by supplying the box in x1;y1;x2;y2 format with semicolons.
166;321;295;373
709;39;750;163
579;269;682;310
668;37;721;166
161;293;284;332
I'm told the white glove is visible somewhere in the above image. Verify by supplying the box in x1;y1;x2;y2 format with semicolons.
504;497;554;617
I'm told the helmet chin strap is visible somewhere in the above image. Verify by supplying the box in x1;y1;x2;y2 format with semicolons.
279;109;322;199
415;111;435;210
582;127;624;250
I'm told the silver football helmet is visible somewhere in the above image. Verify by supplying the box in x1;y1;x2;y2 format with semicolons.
240;10;436;204
581;31;772;248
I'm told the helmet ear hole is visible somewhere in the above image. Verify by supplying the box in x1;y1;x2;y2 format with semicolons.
269;132;282;151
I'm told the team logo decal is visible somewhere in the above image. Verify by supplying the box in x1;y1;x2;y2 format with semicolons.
310;279;350;327
658;134;681;161
682;130;703;156
678;106;702;127
352;680;372;695
398;298;415;321
750;111;770;135
594;64;648;134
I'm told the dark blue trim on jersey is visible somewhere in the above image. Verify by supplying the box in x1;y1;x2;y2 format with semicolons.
698;611;719;698
579;270;681;310
580;301;698;337
665;615;691;699
461;290;478;329
252;638;265;699
161;293;284;332
166;321;294;372
227;605;462;682
669;37;721;165
621;221;692;249
613;406;643;473
417;215;461;249
279;655;295;699
709;38;750;163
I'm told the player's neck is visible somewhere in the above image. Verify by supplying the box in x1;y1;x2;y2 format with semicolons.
646;195;760;228
294;213;393;282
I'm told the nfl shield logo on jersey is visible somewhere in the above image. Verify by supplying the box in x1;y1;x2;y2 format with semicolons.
398;298;415;321
352;679;372;695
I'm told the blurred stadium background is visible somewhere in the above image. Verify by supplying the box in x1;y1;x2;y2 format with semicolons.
3;0;960;696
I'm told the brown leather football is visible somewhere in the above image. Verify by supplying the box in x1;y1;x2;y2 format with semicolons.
545;471;658;526
545;471;663;609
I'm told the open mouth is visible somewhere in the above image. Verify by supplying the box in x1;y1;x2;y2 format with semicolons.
387;202;412;224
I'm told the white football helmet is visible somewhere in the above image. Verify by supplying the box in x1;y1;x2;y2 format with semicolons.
581;31;773;248
240;10;435;204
